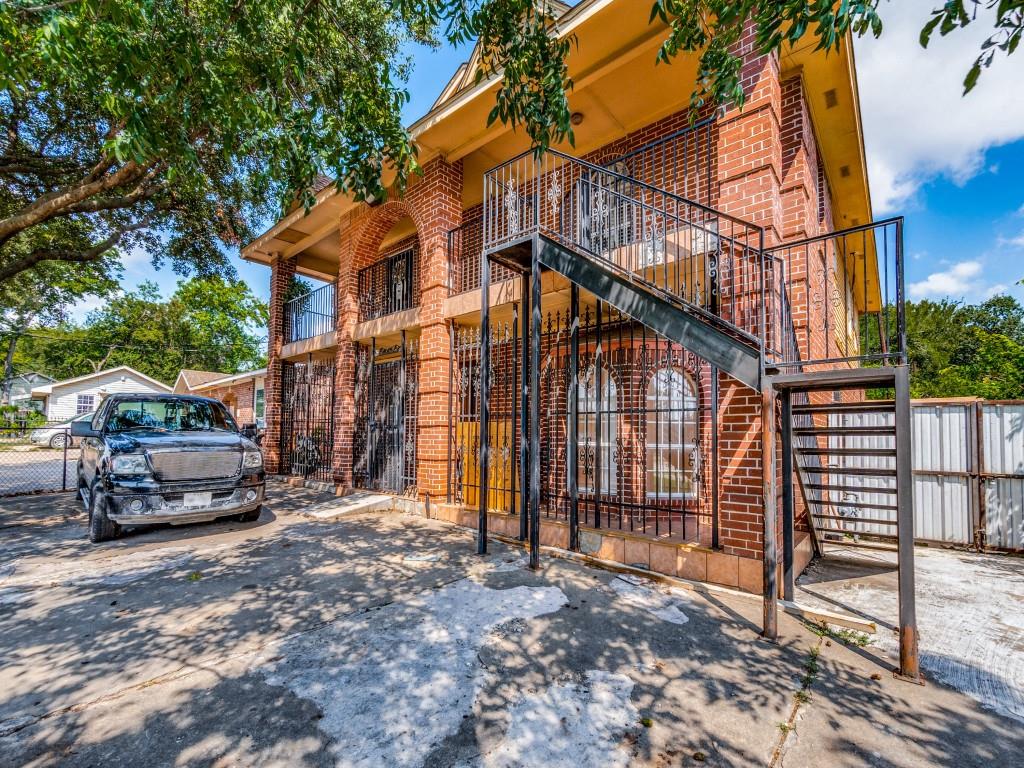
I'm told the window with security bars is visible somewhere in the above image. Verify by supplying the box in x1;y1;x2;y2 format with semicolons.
76;394;94;415
576;365;617;494
645;368;698;498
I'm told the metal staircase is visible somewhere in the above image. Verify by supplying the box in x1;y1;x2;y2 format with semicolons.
792;397;899;547
476;148;919;679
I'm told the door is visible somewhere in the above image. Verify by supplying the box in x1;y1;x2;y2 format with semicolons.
353;339;418;493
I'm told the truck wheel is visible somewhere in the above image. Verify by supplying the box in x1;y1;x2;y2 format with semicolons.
89;485;121;543
237;506;262;523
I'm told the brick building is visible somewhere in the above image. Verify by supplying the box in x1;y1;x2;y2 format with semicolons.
173;369;267;427
241;4;917;674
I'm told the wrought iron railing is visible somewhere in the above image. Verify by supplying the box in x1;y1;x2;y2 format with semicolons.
447;303;712;542
447;215;517;296
283;280;336;344
482;149;768;346
598;114;716;206
357;246;419;321
764;217;906;370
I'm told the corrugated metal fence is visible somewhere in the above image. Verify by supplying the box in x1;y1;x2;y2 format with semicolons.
830;399;1023;551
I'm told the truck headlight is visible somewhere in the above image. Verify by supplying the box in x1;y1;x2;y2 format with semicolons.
111;454;149;475
242;451;263;469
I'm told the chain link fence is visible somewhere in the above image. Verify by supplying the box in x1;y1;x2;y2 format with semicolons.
0;424;78;497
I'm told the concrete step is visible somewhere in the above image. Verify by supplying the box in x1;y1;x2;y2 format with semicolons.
304;492;399;521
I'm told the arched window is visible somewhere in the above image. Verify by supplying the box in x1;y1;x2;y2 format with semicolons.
577;365;617;494
645;368;698;498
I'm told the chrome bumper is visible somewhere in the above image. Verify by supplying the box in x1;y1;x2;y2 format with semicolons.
108;484;264;525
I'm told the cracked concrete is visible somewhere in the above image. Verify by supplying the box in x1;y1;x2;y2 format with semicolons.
1;482;1021;767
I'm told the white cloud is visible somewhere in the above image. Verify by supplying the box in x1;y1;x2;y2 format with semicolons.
999;231;1024;249
66;293;111;323
856;1;1024;213
909;260;986;299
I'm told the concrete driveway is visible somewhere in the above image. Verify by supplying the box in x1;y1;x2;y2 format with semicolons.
1;483;1021;768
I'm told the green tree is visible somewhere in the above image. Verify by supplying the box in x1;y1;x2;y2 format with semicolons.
900;294;1024;399
14;277;267;384
0;258;118;403
2;0;1020;288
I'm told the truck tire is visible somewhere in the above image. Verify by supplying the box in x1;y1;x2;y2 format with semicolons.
89;485;121;543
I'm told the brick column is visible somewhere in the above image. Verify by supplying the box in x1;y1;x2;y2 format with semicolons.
263;253;296;473
713;23;785;560
410;158;463;501
333;208;360;490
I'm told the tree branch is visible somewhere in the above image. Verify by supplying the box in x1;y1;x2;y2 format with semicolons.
0;159;150;248
0;218;154;283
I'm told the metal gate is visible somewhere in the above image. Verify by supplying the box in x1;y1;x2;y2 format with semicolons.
280;361;336;482
353;336;419;493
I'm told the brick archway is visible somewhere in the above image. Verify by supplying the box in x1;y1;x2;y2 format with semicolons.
330;158;463;495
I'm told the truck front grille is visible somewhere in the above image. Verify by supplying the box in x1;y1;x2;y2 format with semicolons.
148;451;241;481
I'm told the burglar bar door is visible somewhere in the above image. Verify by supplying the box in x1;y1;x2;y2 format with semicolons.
353;339;418;493
280;361;336;482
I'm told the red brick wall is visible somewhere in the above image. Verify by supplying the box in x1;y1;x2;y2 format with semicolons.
264;255;296;473
203;380;256;425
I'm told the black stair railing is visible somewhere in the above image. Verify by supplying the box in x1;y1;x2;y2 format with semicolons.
482;149;768;347
763;217;906;370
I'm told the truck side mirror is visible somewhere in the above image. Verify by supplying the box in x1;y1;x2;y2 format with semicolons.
70;420;99;438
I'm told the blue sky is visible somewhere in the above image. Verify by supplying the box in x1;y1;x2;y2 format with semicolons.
87;0;1024;319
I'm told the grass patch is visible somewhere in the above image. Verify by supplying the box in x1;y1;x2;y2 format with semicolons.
808;620;872;648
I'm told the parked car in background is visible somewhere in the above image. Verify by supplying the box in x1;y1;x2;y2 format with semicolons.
72;394;265;543
30;412;95;449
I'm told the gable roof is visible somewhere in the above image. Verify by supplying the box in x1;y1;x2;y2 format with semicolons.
431;1;573;111
173;369;231;392
189;368;267;393
31;366;172;396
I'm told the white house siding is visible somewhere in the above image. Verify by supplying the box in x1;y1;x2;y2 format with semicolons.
45;371;169;422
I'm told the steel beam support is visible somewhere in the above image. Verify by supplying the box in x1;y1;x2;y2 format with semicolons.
780;388;795;602
894;364;920;680
762;386;778;641
529;242;542;569
478;254;491;556
568;283;580;551
536;237;761;389
519;274;530;542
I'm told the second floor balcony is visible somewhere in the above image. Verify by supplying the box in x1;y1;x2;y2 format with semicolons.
358;246;420;322
284;280;337;345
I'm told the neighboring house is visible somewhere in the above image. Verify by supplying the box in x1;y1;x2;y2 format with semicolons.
173;368;267;427
31;366;171;422
1;372;54;411
240;5;919;673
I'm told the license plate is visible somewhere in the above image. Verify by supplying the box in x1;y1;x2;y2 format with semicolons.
182;492;213;509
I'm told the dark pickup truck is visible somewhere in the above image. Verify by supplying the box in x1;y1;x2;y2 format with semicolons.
72;393;265;543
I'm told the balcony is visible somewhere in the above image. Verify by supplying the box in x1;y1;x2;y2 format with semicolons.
284;280;336;346
357;247;419;322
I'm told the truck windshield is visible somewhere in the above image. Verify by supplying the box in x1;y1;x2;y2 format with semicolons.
105;400;237;433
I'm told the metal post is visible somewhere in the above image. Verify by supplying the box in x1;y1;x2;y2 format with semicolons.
446;322;454;503
568;283;580;551
62;430;68;491
594;300;603;529
519;274;530;542
529;246;542;569
478;254;491;556
780;388;795;602
399;330;407;490
762;386;778;641
894;364;920;680
711;365;720;549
